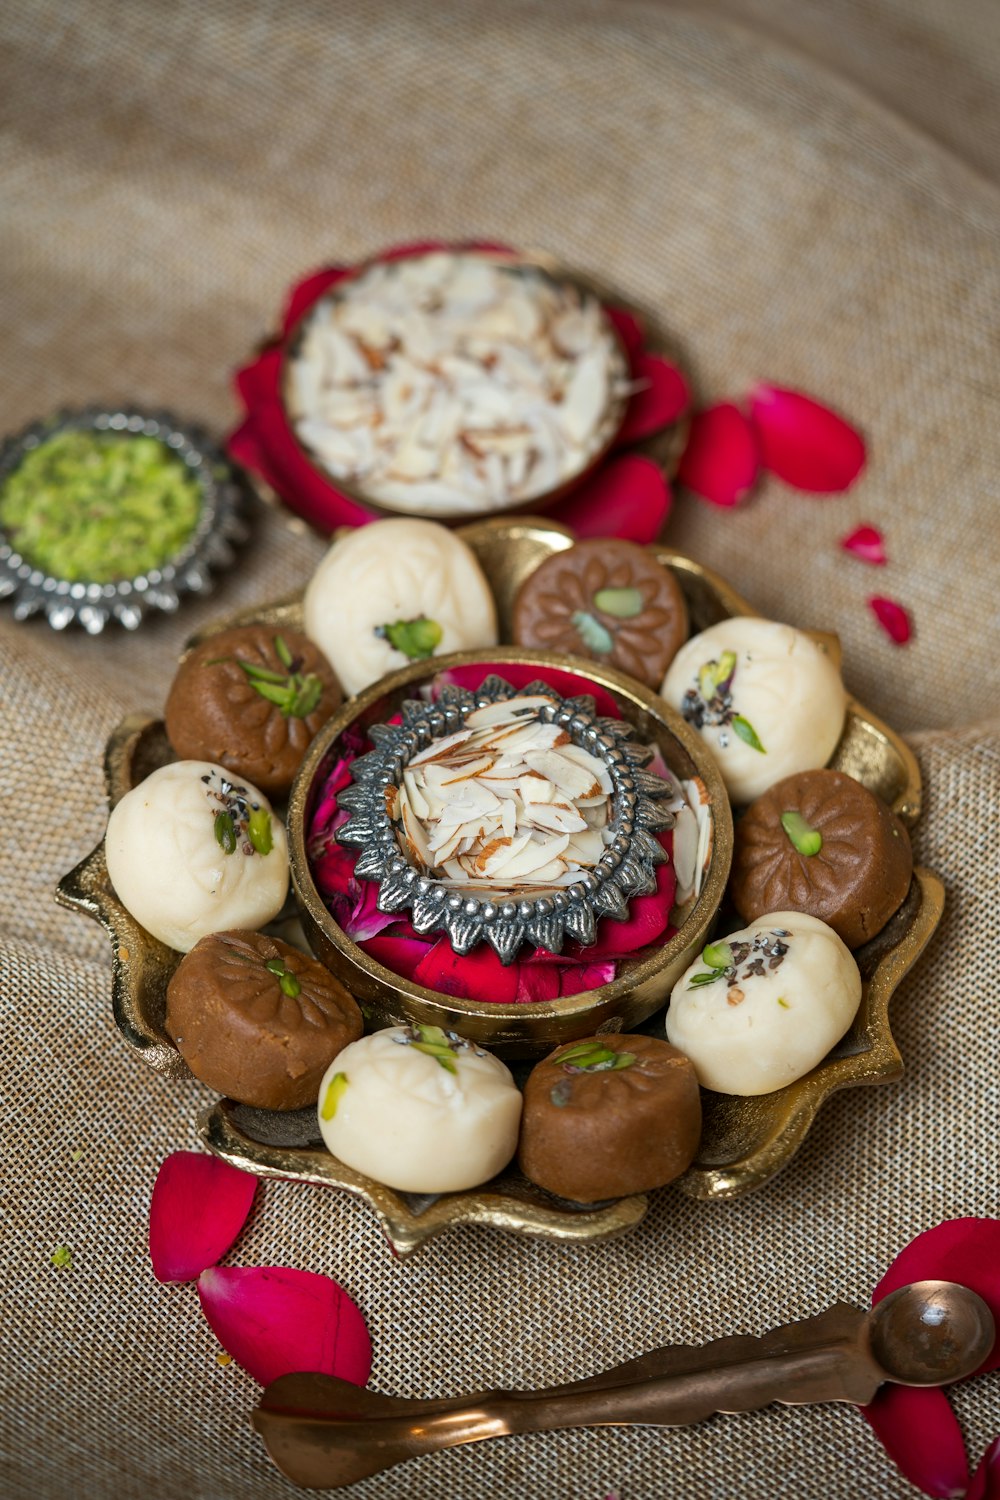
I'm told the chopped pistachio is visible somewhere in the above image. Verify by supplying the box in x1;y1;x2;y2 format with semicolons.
780;810;823;856
593;586;644;619
247;806;274;856
70;1148;84;1164
409;1023;459;1073
381;616;443;660
320;1072;349;1121
238;641;325;720
264;956;300;998
558;1041;636;1072
731;715;765;753
702;941;733;970
571;610;614;654
214;810;237;855
689;969;725;987
51;1245;72;1269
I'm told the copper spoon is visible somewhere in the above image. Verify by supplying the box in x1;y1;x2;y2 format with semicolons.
253;1280;994;1490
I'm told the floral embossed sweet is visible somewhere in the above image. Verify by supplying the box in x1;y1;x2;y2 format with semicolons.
105;762;289;951
729;769;913;948
165;624;341;799
660;617;847;804
303;517;498;696
665;911;862;1095
512;537;688;688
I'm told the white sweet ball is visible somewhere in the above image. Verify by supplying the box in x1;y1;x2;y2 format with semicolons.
303;518;498;697
665;911;862;1095
660;617;847;804
317;1025;522;1193
105;761;289;952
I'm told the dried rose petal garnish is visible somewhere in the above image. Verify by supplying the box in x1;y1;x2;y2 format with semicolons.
968;1438;1000;1500
149;1151;257;1284
869;595;913;645
841;524;887;565
861;1218;1000;1497
748;384;866;492
677;402;759;508
197;1266;372;1388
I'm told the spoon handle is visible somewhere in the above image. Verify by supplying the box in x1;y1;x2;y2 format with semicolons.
254;1305;883;1490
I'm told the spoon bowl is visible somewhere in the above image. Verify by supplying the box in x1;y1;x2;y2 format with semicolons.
868;1279;995;1387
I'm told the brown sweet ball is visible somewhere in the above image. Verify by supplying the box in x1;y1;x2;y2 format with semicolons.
165;930;363;1110
730;768;913;949
517;1033;701;1203
165;624;341;799
512;538;688;689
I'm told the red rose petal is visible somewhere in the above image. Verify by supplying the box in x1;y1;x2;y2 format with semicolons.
360;934;433;981
616;355;690;446
749;384;865;493
968;1439;1000;1500
605;305;645;362
198;1266;371;1388
841;524;887;566
282;267;351;335
677;403;759;508
414;940;520;1004
550;453;672;543
514;963;562;1005
869;596;913;645
862;1386;969;1499
149;1152;257;1285
558;962;616;997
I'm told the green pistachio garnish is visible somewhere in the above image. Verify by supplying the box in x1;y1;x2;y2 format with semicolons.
237;636;325;719
571;610;614;654
70;1148;84;1164
214;810;237;855
593;586;644;619
731;715;765;753
247;806;274;856
698;650;737;700
702;941;733;970
381;617;443;660
0;430;202;583
557;1041;636;1072
320;1072;349;1121
780;810;823;856
51;1245;73;1269
264;956;301;998
409;1023;459;1074
777;997;790;1009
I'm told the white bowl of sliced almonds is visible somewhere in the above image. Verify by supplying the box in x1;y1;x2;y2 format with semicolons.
281;249;633;521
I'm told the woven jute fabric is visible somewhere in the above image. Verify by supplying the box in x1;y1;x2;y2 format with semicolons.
2;2;998;1497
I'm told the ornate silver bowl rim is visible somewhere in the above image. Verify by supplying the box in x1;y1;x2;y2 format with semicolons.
0;406;248;633
336;674;674;964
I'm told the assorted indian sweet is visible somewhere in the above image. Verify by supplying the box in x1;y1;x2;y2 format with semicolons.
164;624;341;799
660;617;847;804
316;1025;522;1193
518;1034;701;1202
730;769;913;948
105;761;289;952
303;518;498;696
284;250;629;517
165;930;363;1109
665;911;862;1095
512;538;688;689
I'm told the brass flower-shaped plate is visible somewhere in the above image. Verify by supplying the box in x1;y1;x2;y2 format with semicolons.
56;518;942;1250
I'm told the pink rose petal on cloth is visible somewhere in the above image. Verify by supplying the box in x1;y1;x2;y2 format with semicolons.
869;595;913;645
198;1266;372;1388
863;1386;970;1499
861;1219;1000;1496
615;354;690;446
841;524;887;565
968;1439;1000;1500
749;384;866;492
549;452;671;543
149;1152;257;1285
677;402;759;507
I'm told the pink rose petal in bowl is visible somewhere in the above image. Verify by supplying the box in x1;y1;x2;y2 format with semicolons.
198;1266;372;1388
149;1152;258;1285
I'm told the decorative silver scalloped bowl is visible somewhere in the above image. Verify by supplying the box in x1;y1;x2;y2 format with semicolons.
0;406;248;633
336;674;673;965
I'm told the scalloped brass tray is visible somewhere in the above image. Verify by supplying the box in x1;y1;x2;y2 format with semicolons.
56;518;942;1251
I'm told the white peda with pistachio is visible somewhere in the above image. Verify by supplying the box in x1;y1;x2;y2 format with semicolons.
105;761;289;952
285;250;629;517
660;617;847;804
303;517;498;696
665;911;862;1095
317;1025;522;1193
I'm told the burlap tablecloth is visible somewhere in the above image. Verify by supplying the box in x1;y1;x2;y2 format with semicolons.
2;3;998;1496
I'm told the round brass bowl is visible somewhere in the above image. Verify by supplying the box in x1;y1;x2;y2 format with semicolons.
278;247;689;526
287;647;733;1058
